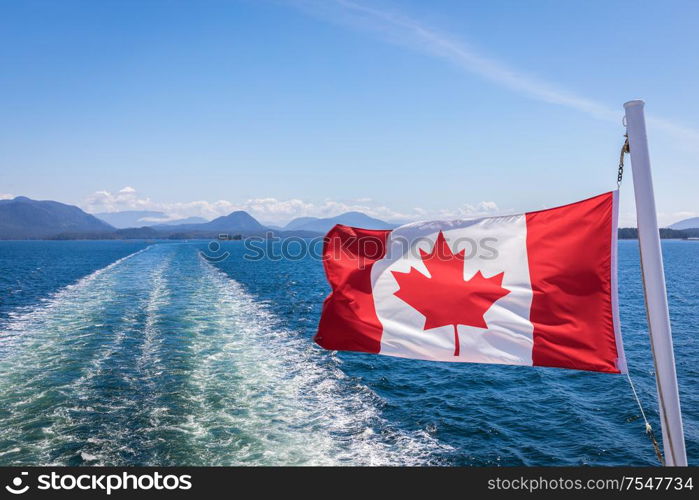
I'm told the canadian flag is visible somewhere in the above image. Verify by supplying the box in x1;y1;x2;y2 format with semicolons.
315;191;626;374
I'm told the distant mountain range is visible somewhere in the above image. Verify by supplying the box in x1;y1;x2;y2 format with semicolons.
668;217;699;230
154;211;267;235
0;197;114;239
151;216;210;226
0;197;397;240
95;210;209;228
4;196;697;241
95;210;168;228
283;211;398;233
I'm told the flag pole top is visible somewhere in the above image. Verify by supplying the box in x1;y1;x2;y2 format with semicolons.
624;100;645;109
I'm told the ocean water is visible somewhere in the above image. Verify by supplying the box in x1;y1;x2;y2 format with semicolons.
0;239;696;466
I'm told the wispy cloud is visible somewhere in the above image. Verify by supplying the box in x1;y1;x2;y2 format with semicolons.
290;0;699;143
81;186;499;225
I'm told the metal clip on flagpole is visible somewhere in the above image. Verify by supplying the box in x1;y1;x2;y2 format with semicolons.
623;100;687;466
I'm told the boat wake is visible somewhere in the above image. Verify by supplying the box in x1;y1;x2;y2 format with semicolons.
0;243;447;465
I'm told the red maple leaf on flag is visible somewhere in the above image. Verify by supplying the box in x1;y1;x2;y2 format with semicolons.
391;231;510;356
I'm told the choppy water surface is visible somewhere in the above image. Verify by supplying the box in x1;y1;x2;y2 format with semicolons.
0;239;696;465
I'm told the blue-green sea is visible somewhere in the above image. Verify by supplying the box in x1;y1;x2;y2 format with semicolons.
0;239;696;466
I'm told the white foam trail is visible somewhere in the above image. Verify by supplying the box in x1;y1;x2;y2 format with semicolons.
0;243;449;465
57;255;174;466
180;256;449;465
0;245;156;464
0;245;152;348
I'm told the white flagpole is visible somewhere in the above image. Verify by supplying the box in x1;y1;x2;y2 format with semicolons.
623;100;687;466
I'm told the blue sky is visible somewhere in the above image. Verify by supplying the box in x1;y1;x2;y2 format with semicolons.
1;0;697;226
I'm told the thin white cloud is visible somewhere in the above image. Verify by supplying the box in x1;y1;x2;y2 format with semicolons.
84;187;157;213
81;187;499;225
432;201;501;220
290;0;699;143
